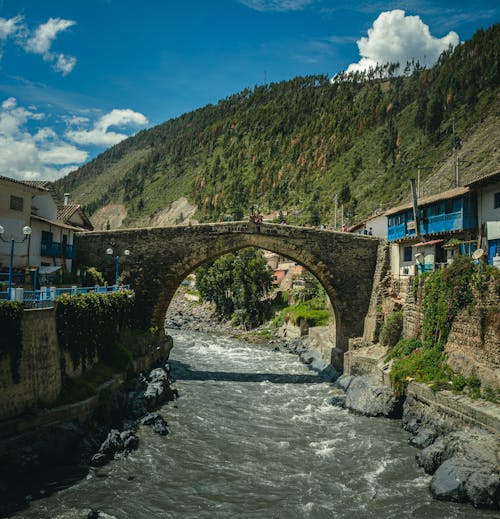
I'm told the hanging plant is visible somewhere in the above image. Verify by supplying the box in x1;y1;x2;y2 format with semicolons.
0;301;23;383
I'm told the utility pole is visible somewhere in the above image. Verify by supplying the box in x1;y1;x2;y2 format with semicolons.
410;179;421;240
333;194;338;230
452;117;459;187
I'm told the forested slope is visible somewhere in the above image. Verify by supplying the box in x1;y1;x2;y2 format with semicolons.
55;24;499;228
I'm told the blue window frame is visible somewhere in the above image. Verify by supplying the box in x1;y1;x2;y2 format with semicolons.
403;246;412;262
494;192;500;209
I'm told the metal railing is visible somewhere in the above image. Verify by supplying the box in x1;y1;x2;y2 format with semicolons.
1;284;130;308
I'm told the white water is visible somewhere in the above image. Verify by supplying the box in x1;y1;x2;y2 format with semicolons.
14;330;497;518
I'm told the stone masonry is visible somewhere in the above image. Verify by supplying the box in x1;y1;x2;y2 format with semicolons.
0;308;62;419
75;222;381;354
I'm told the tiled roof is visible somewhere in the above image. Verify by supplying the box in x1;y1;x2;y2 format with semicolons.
31;214;81;231
465;171;500;188
57;203;80;221
0;175;50;192
57;203;94;230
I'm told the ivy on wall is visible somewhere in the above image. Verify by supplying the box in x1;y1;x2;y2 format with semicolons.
55;289;135;369
0;301;23;383
389;256;500;395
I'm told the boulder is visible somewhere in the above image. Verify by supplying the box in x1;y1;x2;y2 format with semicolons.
98;429;123;457
430;457;500;508
409;427;437;449
120;430;139;451
343;375;403;418
334;374;354;392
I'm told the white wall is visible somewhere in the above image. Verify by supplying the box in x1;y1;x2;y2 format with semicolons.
0;180;32;269
32;193;57;220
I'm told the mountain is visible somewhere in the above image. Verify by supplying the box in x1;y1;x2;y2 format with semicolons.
54;24;500;230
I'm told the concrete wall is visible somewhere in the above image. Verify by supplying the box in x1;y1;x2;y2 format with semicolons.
0;308;62;419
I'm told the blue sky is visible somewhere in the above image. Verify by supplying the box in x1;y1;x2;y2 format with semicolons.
0;0;497;181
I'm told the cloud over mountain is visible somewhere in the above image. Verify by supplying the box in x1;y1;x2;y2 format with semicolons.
347;10;459;73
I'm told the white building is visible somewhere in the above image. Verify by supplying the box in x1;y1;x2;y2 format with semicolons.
0;176;83;286
347;210;388;239
465;171;500;266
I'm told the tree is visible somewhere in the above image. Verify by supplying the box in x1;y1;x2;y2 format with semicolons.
195;248;273;328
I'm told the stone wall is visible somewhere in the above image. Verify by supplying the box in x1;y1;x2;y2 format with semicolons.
402;277;500;390
0;308;62;419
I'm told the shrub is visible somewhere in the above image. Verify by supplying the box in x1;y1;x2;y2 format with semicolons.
390;347;452;395
385;337;422;361
56;289;135;369
379;311;403;348
0;301;23;383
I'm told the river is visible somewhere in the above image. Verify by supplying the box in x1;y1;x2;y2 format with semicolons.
13;330;497;518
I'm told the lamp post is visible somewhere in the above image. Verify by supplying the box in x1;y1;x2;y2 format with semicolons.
0;225;32;299
106;248;130;286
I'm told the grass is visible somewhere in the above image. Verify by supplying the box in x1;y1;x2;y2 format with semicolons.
273;296;332;328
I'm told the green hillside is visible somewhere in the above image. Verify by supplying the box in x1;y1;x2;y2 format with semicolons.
55;24;500;228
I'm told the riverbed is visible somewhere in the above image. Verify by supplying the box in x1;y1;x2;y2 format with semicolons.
13;330;497;518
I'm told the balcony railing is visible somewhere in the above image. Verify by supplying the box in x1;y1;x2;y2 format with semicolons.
41;242;75;259
388;211;465;242
1;284;130;308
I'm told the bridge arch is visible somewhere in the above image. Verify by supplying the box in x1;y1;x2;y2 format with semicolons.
76;222;381;362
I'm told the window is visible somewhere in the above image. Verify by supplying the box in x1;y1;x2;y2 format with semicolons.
41;231;53;243
403;246;412;262
10;195;23;211
494;192;500;209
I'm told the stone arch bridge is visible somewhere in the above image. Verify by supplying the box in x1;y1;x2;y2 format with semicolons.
76;222;382;360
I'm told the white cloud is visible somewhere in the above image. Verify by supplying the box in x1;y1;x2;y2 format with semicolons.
38;143;88;165
22;17;78;76
0;16;78;75
0;97;88;181
346;10;459;74
0;15;23;40
66;109;149;146
240;0;315;12
24;17;75;54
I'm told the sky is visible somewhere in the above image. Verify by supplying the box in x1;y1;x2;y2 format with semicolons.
0;0;497;182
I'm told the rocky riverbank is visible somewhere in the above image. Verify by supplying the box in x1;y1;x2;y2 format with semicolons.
167;289;499;510
0;363;177;518
329;373;500;509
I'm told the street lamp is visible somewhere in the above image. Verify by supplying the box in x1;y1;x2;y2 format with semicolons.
0;225;32;299
106;248;130;285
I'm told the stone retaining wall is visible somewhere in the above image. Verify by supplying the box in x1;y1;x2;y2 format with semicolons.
406;381;500;435
0;308;62;419
402;278;500;390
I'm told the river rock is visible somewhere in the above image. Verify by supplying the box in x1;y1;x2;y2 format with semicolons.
98;429;123;457
87;510;100;519
408;427;437;449
153;417;169;436
416;429;498;475
120;430;139;451
334;374;354;392
430;457;500;508
90;452;108;467
141;412;169;436
343;375;403;418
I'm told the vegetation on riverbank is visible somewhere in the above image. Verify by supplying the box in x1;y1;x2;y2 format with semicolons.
386;257;500;401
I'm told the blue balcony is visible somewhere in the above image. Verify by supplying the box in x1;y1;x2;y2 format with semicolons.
41;242;75;258
420;211;462;235
388;222;406;241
